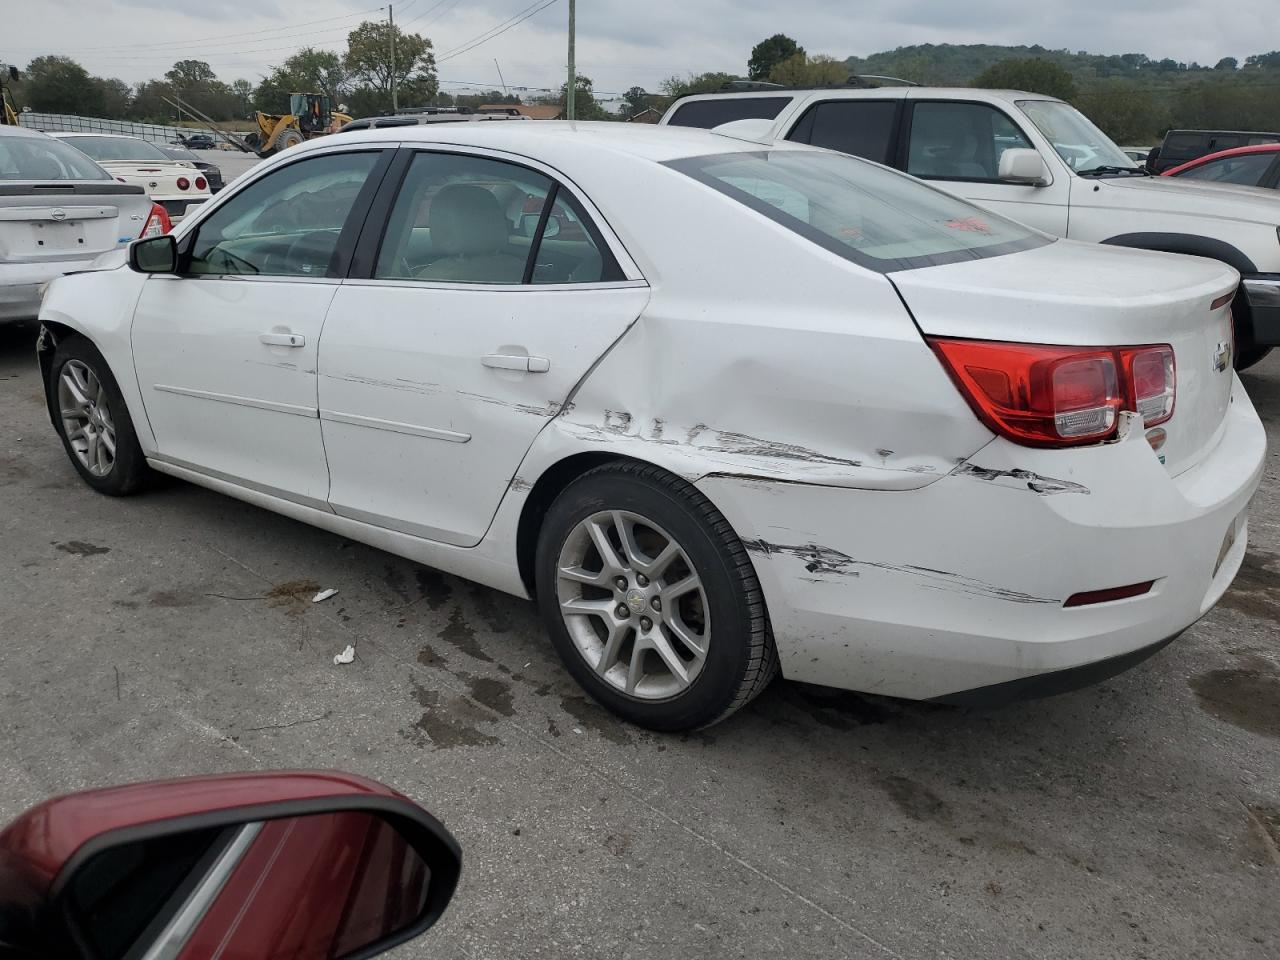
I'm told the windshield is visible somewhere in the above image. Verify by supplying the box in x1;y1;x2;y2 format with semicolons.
0;134;111;181
64;136;172;163
1017;100;1138;173
666;149;1048;273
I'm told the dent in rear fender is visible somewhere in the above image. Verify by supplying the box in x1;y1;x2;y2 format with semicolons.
39;266;155;451
532;303;994;491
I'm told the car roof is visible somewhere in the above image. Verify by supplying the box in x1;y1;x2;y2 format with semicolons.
669;86;1061;105
301;120;809;164
0;124;54;140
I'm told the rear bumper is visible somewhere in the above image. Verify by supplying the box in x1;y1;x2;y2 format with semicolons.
1242;274;1280;345
697;378;1266;702
0;259;99;322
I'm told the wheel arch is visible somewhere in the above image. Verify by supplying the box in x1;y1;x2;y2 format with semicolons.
1100;231;1257;274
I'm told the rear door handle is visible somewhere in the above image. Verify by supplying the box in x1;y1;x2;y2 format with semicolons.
260;333;305;348
482;354;550;373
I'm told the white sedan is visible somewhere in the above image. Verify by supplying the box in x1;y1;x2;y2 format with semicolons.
49;133;211;220
36;123;1265;729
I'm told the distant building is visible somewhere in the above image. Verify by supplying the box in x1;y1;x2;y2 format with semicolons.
481;103;563;120
628;106;664;124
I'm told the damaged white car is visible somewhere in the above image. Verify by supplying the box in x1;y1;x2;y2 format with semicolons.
36;123;1265;730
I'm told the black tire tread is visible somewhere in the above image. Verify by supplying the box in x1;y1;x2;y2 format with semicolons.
569;460;779;727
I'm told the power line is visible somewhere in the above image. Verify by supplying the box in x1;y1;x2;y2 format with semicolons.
402;0;466;29
436;0;561;64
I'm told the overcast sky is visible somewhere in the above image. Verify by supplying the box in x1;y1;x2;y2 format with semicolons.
4;0;1272;102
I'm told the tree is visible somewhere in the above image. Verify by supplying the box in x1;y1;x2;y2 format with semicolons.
344;20;437;112
1075;81;1165;144
230;79;253;115
971;58;1077;100
255;48;349;114
559;74;608;120
22;55;104;115
1243;51;1280;70
769;53;847;88
1214;57;1238;71
165;60;218;90
96;77;131;118
660;72;738;98
621;86;654;118
748;34;803;81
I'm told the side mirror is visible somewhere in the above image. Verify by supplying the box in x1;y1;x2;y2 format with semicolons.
129;234;177;274
998;148;1050;186
0;771;461;960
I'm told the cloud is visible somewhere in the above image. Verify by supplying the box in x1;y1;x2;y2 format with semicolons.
6;0;1273;95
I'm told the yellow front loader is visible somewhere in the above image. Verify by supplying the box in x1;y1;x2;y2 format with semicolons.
246;93;352;157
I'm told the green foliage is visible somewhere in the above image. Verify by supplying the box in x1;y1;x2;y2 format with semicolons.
560;74;610;120
748;34;803;81
1074;81;1167;145
1215;57;1238;71
21;55;104;115
344;19;437;112
769;53;848;88
972;58;1078;100
255;48;350;114
660;72;739;99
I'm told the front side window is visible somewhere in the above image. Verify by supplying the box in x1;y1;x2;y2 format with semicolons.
907;102;1032;181
187;151;381;278
0;135;111;181
374;152;620;285
62;136;172;163
789;100;898;164
1176;152;1276;185
667;149;1048;273
1017;100;1138;173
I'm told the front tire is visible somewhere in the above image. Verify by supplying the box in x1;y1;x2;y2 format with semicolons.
535;462;778;731
50;335;151;496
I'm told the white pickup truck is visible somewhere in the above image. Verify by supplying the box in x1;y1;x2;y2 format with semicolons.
662;86;1280;370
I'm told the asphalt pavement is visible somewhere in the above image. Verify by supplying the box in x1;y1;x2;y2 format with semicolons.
1;322;1277;959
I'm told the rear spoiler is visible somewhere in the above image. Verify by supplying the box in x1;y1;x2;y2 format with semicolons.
0;182;147;197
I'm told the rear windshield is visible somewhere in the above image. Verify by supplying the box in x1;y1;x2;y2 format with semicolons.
666;97;790;129
666;149;1048;272
0;134;111;181
62;136;171;163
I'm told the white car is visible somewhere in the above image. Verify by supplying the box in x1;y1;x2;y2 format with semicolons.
49;132;211;220
662;87;1280;370
36;123;1265;729
0;125;166;324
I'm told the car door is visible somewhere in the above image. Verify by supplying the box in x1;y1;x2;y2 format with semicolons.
900;99;1070;235
130;147;392;508
318;148;649;547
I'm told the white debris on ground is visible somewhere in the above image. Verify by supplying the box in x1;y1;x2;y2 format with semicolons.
312;588;338;603
332;644;356;665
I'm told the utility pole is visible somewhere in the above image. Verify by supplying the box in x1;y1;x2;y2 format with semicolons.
566;0;576;120
389;4;399;112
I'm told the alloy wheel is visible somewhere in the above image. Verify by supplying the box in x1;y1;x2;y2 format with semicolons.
58;359;116;478
556;510;710;700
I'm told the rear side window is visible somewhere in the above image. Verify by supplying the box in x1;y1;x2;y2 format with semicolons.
788;101;899;163
0;135;110;181
666;97;790;129
667;149;1047;273
1162;132;1207;160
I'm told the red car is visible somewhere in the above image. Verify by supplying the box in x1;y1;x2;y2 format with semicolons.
0;771;461;959
1162;143;1280;189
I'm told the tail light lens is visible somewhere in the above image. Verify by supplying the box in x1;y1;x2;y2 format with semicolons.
194;176;207;191
929;338;1175;448
176;176;190;190
139;203;172;238
1127;346;1175;426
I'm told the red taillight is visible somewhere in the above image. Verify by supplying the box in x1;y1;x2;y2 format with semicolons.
929;338;1176;448
1127;346;1175;427
194;176;207;191
176;176;190;190
139;203;172;239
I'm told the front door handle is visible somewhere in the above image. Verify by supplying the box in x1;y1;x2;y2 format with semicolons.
260;332;305;348
482;354;550;373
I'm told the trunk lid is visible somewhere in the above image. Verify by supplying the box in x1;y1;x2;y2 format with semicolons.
97;160;211;199
890;240;1239;477
0;183;152;264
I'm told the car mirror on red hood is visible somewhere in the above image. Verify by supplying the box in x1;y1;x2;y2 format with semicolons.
0;771;461;960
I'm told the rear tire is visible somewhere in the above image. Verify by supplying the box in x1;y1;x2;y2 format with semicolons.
50;335;151;496
535;462;778;731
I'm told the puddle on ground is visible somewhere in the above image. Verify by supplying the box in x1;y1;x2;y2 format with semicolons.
265;579;321;617
1219;550;1280;622
1190;662;1280;739
405;683;500;749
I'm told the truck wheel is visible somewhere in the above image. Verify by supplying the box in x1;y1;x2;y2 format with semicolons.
274;128;303;152
535;462;778;731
